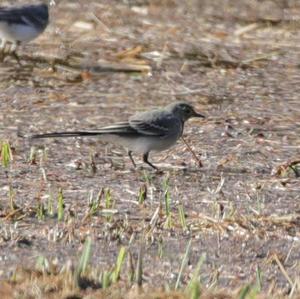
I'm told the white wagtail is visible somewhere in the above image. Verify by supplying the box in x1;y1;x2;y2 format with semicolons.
26;102;205;169
0;3;49;56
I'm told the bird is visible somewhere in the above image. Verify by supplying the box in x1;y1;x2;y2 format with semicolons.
0;3;49;57
25;102;205;170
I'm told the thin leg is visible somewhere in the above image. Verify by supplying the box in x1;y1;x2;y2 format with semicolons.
11;50;21;65
3;41;10;54
0;40;21;65
0;39;5;51
142;153;158;170
128;150;136;168
9;42;17;54
9;42;21;65
0;39;6;61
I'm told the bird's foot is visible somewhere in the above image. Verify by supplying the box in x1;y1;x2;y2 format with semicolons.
0;52;4;62
0;41;22;65
11;51;22;66
154;168;164;175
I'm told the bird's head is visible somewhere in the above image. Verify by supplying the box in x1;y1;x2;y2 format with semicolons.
167;102;205;122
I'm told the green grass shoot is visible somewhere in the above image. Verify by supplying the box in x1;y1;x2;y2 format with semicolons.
74;236;92;284
47;186;54;217
138;184;147;204
105;188;112;209
1;141;13;168
111;246;126;283
175;239;192;290
163;176;172;228
102;271;111;289
185;253;206;298
57;188;64;221
9;185;17;211
178;204;187;230
36;200;46;220
135;246;143;287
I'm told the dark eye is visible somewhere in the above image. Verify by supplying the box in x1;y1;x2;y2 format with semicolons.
182;105;191;113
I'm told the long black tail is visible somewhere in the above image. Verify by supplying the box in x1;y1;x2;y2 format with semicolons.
18;122;136;139
24;131;106;139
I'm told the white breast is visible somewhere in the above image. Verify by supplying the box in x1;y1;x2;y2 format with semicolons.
99;134;180;154
0;21;41;43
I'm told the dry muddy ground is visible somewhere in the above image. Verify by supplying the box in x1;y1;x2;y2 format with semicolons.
0;0;300;297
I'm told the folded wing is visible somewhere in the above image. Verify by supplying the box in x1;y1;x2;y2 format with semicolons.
129;109;180;137
0;4;48;28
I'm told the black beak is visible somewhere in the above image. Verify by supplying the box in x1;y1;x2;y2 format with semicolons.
193;110;205;118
